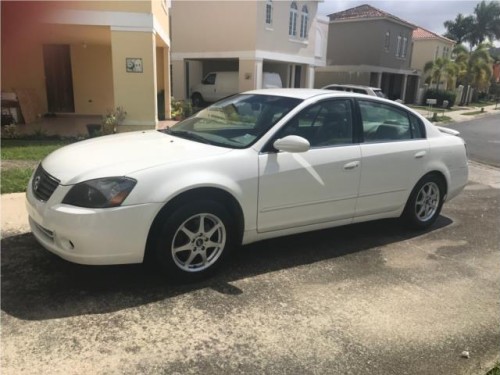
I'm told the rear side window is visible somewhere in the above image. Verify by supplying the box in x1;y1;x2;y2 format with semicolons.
358;100;424;142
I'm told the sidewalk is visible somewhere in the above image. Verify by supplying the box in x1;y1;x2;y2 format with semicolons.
412;103;500;124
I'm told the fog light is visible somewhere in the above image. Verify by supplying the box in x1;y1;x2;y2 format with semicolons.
60;238;75;251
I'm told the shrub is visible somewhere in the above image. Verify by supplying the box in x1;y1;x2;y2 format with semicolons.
424;89;456;108
102;106;127;135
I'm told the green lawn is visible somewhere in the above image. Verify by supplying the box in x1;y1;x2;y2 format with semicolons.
1;139;74;194
1;139;72;160
1;167;35;194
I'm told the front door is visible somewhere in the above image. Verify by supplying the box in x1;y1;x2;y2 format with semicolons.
258;99;361;232
43;44;75;113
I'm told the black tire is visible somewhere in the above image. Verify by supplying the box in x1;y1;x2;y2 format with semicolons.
153;200;235;282
402;174;446;229
191;93;203;108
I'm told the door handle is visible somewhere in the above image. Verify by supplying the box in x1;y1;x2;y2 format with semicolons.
414;151;427;159
343;161;360;170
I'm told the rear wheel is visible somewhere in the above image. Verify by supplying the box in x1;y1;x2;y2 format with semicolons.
403;174;445;229
153;200;235;282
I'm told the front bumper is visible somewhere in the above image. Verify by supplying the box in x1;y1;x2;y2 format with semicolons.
26;180;161;265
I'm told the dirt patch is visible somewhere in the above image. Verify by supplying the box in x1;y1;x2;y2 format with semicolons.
1;160;39;171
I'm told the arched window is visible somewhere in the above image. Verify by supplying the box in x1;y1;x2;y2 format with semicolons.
300;5;309;39
265;0;273;26
289;2;298;37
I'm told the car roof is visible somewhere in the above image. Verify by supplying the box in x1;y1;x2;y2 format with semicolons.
323;84;382;90
245;88;343;100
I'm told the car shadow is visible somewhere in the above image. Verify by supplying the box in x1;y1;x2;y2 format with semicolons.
1;216;452;321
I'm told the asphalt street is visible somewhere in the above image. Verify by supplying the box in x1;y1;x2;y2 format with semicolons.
448;113;500;168
1;163;499;375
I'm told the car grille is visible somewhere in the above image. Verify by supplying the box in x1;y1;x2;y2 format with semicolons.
32;165;60;202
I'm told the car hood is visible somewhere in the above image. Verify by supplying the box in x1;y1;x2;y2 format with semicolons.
42;130;232;185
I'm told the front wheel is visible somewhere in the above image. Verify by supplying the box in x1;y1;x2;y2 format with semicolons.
403;175;445;229
191;93;203;108
153;200;235;282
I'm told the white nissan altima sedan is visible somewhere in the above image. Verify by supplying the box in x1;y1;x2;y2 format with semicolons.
26;89;468;281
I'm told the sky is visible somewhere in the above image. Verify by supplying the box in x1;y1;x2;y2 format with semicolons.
317;0;497;44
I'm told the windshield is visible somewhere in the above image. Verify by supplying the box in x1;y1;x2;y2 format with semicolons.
374;90;387;98
162;94;302;149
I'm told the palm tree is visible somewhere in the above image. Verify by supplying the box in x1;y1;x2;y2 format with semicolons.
453;43;493;103
444;14;475;44
423;57;458;91
454;44;493;89
443;2;500;48
469;1;500;46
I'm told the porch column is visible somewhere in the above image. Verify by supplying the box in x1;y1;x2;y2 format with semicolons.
171;59;185;100
111;29;157;130
239;59;260;92
162;46;171;121
255;59;263;89
305;65;315;88
401;74;408;102
377;72;383;88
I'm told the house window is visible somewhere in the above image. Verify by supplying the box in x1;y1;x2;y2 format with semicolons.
289;2;298;37
401;37;408;58
265;0;273;26
384;31;390;51
300;5;309;39
435;46;439;60
396;35;402;57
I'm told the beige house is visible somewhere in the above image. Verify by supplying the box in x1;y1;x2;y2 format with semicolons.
170;0;328;101
411;27;455;90
1;0;171;131
315;4;420;103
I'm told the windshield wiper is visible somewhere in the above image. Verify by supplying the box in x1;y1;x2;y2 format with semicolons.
164;129;209;144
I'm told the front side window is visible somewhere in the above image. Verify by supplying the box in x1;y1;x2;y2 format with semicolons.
165;94;301;149
202;73;216;85
265;0;273;26
300;5;309;39
289;2;298;37
359;100;424;142
274;99;354;148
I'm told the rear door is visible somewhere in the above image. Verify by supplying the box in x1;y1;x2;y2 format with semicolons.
355;99;429;218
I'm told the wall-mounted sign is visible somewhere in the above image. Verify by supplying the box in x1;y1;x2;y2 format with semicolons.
126;58;143;73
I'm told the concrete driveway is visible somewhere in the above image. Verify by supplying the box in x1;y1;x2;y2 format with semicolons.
1;163;499;374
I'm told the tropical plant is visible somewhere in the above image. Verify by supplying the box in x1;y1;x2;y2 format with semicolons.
454;43;493;91
423;57;458;91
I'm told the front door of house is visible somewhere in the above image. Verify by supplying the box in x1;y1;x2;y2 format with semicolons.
43;44;75;113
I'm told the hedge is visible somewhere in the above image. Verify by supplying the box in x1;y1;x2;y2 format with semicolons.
424;89;456;108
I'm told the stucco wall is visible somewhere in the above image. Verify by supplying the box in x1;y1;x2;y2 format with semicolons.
255;1;319;60
327;19;413;70
171;1;257;53
314;71;371;88
71;44;114;115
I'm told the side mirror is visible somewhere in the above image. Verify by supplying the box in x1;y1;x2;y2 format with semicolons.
273;135;310;153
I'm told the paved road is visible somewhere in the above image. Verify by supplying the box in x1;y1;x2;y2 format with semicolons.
448;113;500;168
1;164;499;375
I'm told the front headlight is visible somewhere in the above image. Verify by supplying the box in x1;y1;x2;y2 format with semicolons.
62;177;137;208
